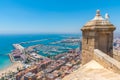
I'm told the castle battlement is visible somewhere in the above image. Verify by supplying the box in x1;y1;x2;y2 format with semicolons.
63;10;120;80
94;49;120;73
81;10;116;64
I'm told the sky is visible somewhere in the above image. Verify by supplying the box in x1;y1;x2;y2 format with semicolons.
0;0;120;34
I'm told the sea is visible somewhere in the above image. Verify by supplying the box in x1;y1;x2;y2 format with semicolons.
0;34;81;70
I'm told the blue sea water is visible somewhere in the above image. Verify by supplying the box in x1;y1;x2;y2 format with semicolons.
0;34;80;69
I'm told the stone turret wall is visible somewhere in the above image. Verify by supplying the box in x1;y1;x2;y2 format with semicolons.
81;31;95;65
81;10;115;65
94;49;120;74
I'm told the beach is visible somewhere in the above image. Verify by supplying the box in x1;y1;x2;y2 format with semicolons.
0;61;23;78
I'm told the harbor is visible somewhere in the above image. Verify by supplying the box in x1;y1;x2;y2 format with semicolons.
15;47;81;80
1;35;120;80
0;37;81;79
9;37;81;62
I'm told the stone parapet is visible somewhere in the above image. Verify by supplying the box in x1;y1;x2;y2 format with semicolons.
113;49;120;62
94;49;120;74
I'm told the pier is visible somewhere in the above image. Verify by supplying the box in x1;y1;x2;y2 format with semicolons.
8;53;15;63
12;44;25;54
19;39;48;44
13;44;24;50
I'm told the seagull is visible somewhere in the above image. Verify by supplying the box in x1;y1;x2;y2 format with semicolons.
105;13;110;20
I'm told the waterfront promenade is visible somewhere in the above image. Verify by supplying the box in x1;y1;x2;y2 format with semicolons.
0;61;23;78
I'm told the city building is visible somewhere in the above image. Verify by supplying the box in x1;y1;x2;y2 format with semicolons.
24;72;36;80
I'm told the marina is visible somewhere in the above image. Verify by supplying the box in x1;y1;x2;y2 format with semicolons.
19;39;48;44
0;34;80;69
0;36;82;79
0;34;119;80
10;37;81;63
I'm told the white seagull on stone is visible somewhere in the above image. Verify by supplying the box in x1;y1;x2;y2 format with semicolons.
105;13;110;20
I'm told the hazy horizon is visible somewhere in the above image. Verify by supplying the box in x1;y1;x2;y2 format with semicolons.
0;0;120;34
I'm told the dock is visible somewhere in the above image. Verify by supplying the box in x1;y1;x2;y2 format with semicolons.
12;44;25;54
13;44;24;50
8;53;15;63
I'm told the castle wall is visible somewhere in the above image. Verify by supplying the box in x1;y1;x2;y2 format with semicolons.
81;31;95;65
94;49;120;74
95;32;114;57
81;10;116;65
113;50;120;62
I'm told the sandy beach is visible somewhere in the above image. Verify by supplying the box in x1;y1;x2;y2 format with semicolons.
0;61;23;78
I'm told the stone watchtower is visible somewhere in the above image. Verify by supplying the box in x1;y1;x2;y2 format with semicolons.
81;10;116;64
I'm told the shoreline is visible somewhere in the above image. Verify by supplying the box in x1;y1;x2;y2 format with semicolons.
0;61;23;78
0;37;81;79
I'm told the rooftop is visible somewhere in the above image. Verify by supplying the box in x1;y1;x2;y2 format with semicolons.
24;72;35;77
